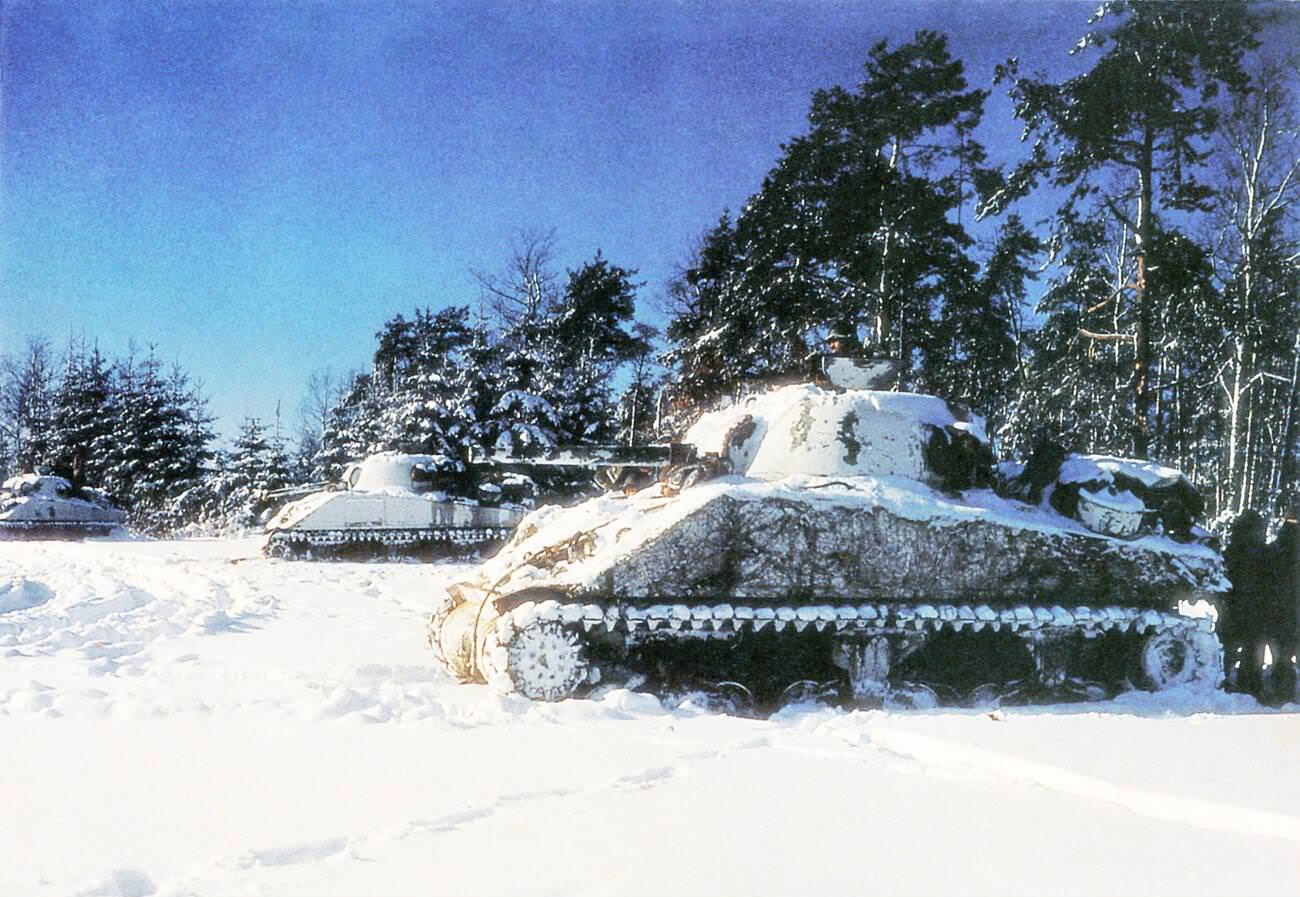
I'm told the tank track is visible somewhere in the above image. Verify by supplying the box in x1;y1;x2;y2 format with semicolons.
0;521;119;540
429;598;1222;708
265;526;513;561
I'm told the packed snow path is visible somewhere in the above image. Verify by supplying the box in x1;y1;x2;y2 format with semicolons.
1;540;1297;897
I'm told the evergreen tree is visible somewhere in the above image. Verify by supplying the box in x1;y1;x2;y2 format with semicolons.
372;306;477;461
47;338;114;489
928;215;1042;441
101;349;213;530
1;337;56;472
665;32;989;408
548;253;650;443
663;213;750;411
313;372;384;481
991;0;1258;455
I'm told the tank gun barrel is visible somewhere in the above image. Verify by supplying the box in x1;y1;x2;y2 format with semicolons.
467;444;690;471
262;481;335;500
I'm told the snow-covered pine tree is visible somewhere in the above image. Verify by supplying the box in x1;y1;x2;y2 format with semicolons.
313;372;384;481
0;337;57;474
490;305;563;454
662;213;751;413
0;430;13;483
101;350;213;531
663;32;990;411
926;215;1041;444
313;307;488;479
47;338;114;489
547;253;650;444
220;416;285;529
372;306;477;464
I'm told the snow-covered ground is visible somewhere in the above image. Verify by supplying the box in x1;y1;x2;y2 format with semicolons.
2;539;1297;897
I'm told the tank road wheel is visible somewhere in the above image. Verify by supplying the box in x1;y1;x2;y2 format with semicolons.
1135;628;1221;692
503;622;590;701
883;682;942;710
704;681;756;717
777;679;841;709
967;686;1003;707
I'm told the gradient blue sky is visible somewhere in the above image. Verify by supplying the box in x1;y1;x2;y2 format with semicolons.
0;0;1246;441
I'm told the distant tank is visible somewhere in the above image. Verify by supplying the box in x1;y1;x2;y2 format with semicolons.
429;370;1225;711
0;473;126;539
263;453;526;561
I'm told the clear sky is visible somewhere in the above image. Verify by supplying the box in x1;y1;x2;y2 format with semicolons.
0;0;1208;440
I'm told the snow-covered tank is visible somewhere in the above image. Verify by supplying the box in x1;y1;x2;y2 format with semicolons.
263;453;526;560
0;474;126;539
428;377;1226;710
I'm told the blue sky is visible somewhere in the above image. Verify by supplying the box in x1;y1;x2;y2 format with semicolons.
0;1;1180;440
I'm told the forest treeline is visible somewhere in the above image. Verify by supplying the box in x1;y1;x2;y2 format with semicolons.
2;1;1297;532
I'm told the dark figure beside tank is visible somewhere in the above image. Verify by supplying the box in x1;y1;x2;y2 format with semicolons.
1222;509;1298;705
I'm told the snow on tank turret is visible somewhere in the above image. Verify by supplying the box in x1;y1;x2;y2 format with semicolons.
0;473;126;539
428;371;1226;711
263;453;526;561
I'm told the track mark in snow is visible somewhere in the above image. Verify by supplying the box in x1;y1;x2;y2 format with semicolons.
861;725;1300;845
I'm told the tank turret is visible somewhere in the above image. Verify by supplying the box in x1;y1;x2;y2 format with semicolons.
428;382;1224;711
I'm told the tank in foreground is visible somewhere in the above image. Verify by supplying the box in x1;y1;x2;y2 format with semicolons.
263;453;526;561
0;474;126;539
428;380;1225;710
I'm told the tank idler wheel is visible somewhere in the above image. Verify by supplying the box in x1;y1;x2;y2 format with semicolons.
1135;628;1221;691
505;622;591;701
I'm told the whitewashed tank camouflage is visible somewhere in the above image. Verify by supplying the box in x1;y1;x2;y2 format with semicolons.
263;453;526;561
429;381;1225;711
0;474;125;539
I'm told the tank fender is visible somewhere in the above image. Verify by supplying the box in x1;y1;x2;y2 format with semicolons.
491;586;573;616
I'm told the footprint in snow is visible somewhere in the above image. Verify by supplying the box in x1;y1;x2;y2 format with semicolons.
611;766;677;790
236;838;348;868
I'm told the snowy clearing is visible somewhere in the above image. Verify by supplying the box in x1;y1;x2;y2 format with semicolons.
2;538;1297;897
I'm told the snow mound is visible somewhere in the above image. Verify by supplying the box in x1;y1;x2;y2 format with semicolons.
0;577;54;614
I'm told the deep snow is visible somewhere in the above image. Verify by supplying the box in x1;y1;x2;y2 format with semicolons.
1;538;1297;897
